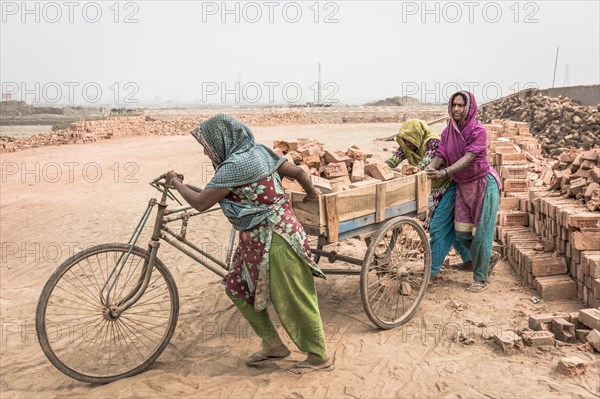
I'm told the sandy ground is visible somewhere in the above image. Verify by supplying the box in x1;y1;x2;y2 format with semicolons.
1;122;599;398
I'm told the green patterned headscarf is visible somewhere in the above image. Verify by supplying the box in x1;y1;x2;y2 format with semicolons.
192;114;286;189
191;114;287;231
395;119;438;166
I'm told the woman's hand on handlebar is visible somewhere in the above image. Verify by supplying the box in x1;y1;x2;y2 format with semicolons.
165;170;184;188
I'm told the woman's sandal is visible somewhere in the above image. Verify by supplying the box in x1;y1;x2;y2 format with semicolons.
451;261;473;271
245;348;291;366
467;281;489;293
287;358;335;375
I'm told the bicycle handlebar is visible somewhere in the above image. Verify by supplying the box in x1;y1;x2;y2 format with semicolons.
151;173;185;185
150;174;203;196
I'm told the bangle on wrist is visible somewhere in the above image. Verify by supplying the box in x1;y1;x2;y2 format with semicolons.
444;168;449;177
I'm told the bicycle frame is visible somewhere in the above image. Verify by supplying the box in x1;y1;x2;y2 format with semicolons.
101;177;234;318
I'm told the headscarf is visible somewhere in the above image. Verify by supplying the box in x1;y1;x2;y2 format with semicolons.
395;119;438;166
191;114;287;230
435;91;500;186
192;114;286;189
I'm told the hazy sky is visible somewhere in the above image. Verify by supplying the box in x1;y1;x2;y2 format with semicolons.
1;0;599;105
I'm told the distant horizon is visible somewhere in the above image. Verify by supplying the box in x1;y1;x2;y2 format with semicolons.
2;82;598;109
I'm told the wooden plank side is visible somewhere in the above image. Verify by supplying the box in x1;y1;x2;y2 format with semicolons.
415;172;429;214
336;201;419;237
289;192;325;229
325;195;340;242
384;174;417;209
375;183;387;222
332;184;378;222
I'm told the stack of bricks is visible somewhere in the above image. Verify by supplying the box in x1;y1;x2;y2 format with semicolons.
536;193;600;307
498;183;600;305
273;138;398;193
487;120;543;230
486;119;542;160
68;116;147;141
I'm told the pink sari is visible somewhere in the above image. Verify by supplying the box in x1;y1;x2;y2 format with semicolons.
435;91;502;233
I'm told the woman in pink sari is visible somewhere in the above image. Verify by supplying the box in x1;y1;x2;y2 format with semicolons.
426;91;501;292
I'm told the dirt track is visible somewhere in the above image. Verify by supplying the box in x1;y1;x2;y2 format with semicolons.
1;123;599;398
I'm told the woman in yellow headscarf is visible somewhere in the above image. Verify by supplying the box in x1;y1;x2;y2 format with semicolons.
386;119;439;169
386;119;471;279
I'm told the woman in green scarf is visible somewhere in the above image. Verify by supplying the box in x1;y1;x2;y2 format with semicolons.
385;119;472;278
166;114;333;374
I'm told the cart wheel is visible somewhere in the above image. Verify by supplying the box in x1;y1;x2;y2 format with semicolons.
360;217;431;329
36;243;179;384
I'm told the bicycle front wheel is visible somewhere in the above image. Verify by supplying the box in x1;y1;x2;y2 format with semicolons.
36;243;179;384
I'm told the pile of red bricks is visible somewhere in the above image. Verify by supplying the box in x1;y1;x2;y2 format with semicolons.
0;116;146;152
525;309;600;353
340;111;445;124
146;112;323;137
273;138;398;193
544;149;600;211
68;116;146;140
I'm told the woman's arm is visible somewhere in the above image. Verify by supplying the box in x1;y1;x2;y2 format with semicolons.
417;139;440;170
166;171;230;212
425;157;444;171
385;147;406;168
277;161;319;198
426;152;476;179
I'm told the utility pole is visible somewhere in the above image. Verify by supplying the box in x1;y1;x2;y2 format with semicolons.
552;47;559;88
317;62;322;105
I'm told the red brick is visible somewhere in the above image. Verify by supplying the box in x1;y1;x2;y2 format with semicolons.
351;160;365;182
303;153;321;169
589;166;600;183
571;231;600;251
529;256;567;277
324;150;351;165
498;211;528;226
534;275;577;300
579;308;600;331
328;176;351;192
324;162;349;178
522;330;555;346
367;163;395;181
503;179;530;192
551;318;576;342
282;177;304;192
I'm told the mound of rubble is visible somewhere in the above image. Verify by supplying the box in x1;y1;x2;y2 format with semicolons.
365;96;423;106
341;111;446;124
479;93;600;157
0;116;146;152
0;112;324;153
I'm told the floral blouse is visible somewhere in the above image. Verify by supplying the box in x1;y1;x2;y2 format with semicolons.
385;138;440;170
224;173;325;311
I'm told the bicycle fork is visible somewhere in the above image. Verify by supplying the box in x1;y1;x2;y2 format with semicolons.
101;190;170;318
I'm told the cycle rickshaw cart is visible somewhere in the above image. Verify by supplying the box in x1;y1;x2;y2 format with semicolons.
36;171;432;384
